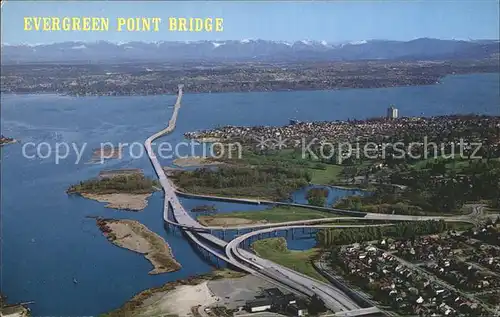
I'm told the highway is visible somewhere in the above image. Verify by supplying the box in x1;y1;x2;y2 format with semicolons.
175;190;368;217
225;225;394;313
172;185;480;230
162;209;475;232
143;86;492;316
175;187;495;224
144;85;378;314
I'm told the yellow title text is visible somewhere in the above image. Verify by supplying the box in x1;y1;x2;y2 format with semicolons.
23;16;224;32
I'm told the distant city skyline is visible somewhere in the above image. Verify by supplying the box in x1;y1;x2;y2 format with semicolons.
1;1;499;44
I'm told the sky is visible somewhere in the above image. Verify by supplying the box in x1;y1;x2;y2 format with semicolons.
1;0;499;44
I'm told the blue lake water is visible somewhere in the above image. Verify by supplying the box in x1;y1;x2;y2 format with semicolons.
1;73;499;316
291;185;365;207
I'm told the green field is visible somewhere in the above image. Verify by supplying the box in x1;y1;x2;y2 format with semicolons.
224;148;343;184
173;149;346;203
197;206;337;224
251;237;327;282
445;222;475;231
309;164;343;184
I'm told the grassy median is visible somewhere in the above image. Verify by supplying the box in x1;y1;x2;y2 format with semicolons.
251;237;327;283
197;206;337;226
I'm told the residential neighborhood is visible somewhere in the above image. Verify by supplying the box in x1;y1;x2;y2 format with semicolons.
321;219;500;316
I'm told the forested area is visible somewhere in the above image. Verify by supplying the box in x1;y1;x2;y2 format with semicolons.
336;158;500;215
316;220;448;247
171;165;310;200
390;159;500;212
67;174;159;194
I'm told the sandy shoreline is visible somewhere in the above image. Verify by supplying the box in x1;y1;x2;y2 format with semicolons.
139;281;217;316
81;193;151;211
97;219;181;275
0;305;29;317
173;156;222;167
0;294;30;317
193;137;221;143
102;270;246;317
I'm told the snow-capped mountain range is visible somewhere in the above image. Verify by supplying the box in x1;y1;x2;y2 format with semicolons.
1;38;499;63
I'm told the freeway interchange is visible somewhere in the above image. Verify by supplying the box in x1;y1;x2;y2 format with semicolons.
144;85;487;316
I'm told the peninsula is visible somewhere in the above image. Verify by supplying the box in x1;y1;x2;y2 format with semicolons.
96;218;181;275
0;294;30;317
0;135;17;146
173;156;222;167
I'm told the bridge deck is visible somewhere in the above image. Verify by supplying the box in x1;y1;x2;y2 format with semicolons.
148;87;379;315
333;307;381;316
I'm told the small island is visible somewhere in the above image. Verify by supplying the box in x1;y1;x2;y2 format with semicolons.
97;218;181;275
67;172;159;211
88;145;123;163
0;135;17;146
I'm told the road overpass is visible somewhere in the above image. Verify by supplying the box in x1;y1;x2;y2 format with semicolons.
224;224;393;313
175;190;368;217
162;201;475;233
332;307;382;316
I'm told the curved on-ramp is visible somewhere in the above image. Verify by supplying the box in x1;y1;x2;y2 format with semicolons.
225;224;393;313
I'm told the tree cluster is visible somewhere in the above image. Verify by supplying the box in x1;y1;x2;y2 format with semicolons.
67;174;158;194
392;159;500;212
317;220;448;247
338;158;500;214
306;187;329;207
172;165;309;200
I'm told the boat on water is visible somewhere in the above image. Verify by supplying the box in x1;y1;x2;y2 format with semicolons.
73;278;78;284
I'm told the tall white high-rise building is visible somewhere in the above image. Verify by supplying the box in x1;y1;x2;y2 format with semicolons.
387;105;398;119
